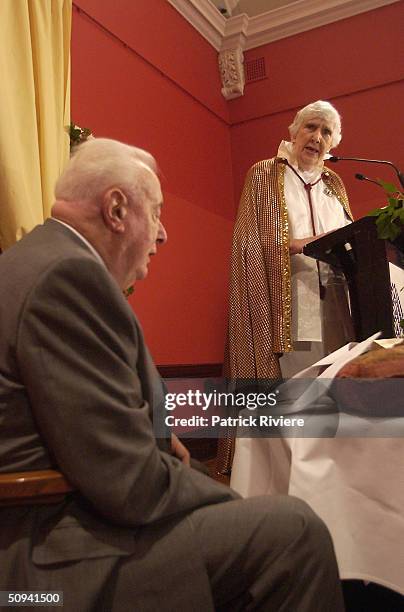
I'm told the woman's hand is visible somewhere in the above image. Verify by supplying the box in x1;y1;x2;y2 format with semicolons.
289;238;310;255
289;232;328;255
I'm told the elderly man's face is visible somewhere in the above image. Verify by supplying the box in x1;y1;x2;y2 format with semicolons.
122;172;167;287
293;116;333;171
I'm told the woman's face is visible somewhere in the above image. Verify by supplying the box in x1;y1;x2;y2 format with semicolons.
292;116;333;171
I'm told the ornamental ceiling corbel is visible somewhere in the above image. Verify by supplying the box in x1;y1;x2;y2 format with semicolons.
218;14;248;100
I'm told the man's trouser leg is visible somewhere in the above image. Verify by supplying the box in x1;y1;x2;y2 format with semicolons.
190;494;344;612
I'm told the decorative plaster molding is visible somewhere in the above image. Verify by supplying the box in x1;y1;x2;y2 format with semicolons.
168;0;399;99
168;0;400;51
244;0;400;49
221;13;249;51
167;0;225;50
218;47;245;99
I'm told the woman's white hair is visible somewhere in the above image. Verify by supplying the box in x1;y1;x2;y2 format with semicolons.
289;100;342;149
55;138;158;203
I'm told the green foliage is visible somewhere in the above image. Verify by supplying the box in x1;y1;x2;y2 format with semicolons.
68;123;93;149
368;180;404;242
123;285;134;298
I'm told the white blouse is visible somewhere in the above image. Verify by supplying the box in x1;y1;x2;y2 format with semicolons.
278;142;350;342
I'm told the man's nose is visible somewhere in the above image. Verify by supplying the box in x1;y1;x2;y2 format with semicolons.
157;221;168;245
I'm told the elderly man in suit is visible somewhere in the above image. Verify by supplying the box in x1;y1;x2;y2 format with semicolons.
0;138;344;611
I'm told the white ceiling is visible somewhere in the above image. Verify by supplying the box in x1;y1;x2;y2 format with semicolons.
211;0;298;18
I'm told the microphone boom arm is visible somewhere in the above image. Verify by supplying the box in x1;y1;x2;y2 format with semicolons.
328;155;404;189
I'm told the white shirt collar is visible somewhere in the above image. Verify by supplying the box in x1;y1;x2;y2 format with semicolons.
51;218;105;268
277;140;323;182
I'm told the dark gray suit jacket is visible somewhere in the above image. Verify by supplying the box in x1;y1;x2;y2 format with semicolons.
0;220;237;611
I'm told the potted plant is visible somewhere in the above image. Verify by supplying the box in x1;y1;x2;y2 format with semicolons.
68;123;93;151
368;181;404;333
368;180;404;250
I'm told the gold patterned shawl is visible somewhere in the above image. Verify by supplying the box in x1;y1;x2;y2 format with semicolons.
225;157;353;380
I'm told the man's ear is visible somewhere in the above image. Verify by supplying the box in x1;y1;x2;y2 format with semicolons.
102;188;128;233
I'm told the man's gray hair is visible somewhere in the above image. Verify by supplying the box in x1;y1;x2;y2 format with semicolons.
55;138;158;202
289;100;342;149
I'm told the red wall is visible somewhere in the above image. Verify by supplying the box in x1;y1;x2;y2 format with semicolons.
72;1;403;365
71;0;235;364
230;2;404;217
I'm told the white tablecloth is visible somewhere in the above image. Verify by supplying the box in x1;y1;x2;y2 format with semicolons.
230;336;404;595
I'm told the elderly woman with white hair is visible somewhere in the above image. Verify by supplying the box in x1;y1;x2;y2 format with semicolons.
226;100;354;381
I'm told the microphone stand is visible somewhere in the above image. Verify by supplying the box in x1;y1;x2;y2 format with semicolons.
328;155;404;189
354;173;383;188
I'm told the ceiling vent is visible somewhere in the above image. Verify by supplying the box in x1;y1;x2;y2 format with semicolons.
244;57;267;83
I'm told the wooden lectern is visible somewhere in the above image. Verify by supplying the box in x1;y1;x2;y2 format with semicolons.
303;216;395;340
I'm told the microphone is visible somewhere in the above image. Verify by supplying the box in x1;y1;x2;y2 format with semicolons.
354;173;382;188
328;155;404;189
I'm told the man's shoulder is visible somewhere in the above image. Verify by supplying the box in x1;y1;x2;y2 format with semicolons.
0;220;106;298
1;219;95;266
0;221;129;331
